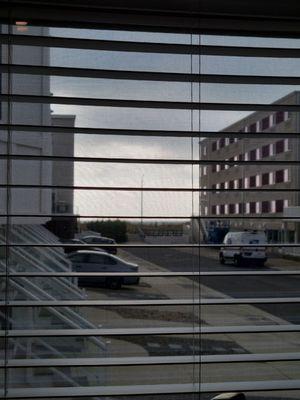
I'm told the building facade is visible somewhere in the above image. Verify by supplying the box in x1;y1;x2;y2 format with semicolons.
199;91;300;243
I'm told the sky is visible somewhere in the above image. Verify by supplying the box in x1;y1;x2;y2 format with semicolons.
48;28;300;218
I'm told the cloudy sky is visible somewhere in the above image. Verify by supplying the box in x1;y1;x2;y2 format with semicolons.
49;28;300;217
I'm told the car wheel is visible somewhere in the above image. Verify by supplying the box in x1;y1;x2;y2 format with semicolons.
219;253;225;265
106;278;122;290
234;255;243;267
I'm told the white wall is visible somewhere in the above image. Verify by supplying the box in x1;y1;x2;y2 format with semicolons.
0;25;52;224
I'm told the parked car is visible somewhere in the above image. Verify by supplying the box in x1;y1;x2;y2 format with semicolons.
59;238;85;254
219;230;267;266
80;235;117;254
67;250;139;289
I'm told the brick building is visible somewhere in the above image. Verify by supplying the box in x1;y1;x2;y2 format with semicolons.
199;91;300;243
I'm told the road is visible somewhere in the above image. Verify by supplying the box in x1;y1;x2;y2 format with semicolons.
83;247;300;397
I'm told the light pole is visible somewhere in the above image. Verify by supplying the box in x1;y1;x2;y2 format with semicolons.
141;174;144;229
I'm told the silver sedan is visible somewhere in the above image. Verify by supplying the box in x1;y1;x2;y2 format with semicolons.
67;250;139;289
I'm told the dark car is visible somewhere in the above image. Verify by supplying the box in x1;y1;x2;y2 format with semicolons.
59;238;86;254
80;235;117;254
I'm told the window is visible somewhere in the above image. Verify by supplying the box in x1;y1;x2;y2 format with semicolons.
275;111;285;124
262;201;270;213
262;172;269;185
3;1;299;397
262;144;270;158
275;199;284;213
249;175;256;187
229;203;235;214
261;116;270;130
275;140;284;154
275;170;284;183
250;149;256;161
250;201;256;213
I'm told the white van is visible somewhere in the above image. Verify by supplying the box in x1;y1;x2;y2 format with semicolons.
219;230;267;266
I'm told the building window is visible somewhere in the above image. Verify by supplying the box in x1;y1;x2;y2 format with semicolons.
234;179;239;189
220;204;225;214
212;141;217;152
212;205;216;215
275;111;284;124
220;182;225;190
220;138;225;148
212;164;216;173
220;163;225;171
261;116;270;130
249;122;257;132
250;202;256;213
229;180;234;189
262;172;269;185
275;170;284;183
238;178;243;189
275;199;284;213
250;149;256;161
262;201;270;213
262;144;270;158
212;184;216;191
239;203;244;214
229;137;235;144
238;153;244;161
249;176;256;187
275;140;284;154
229;203;235;214
203;145;207;156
